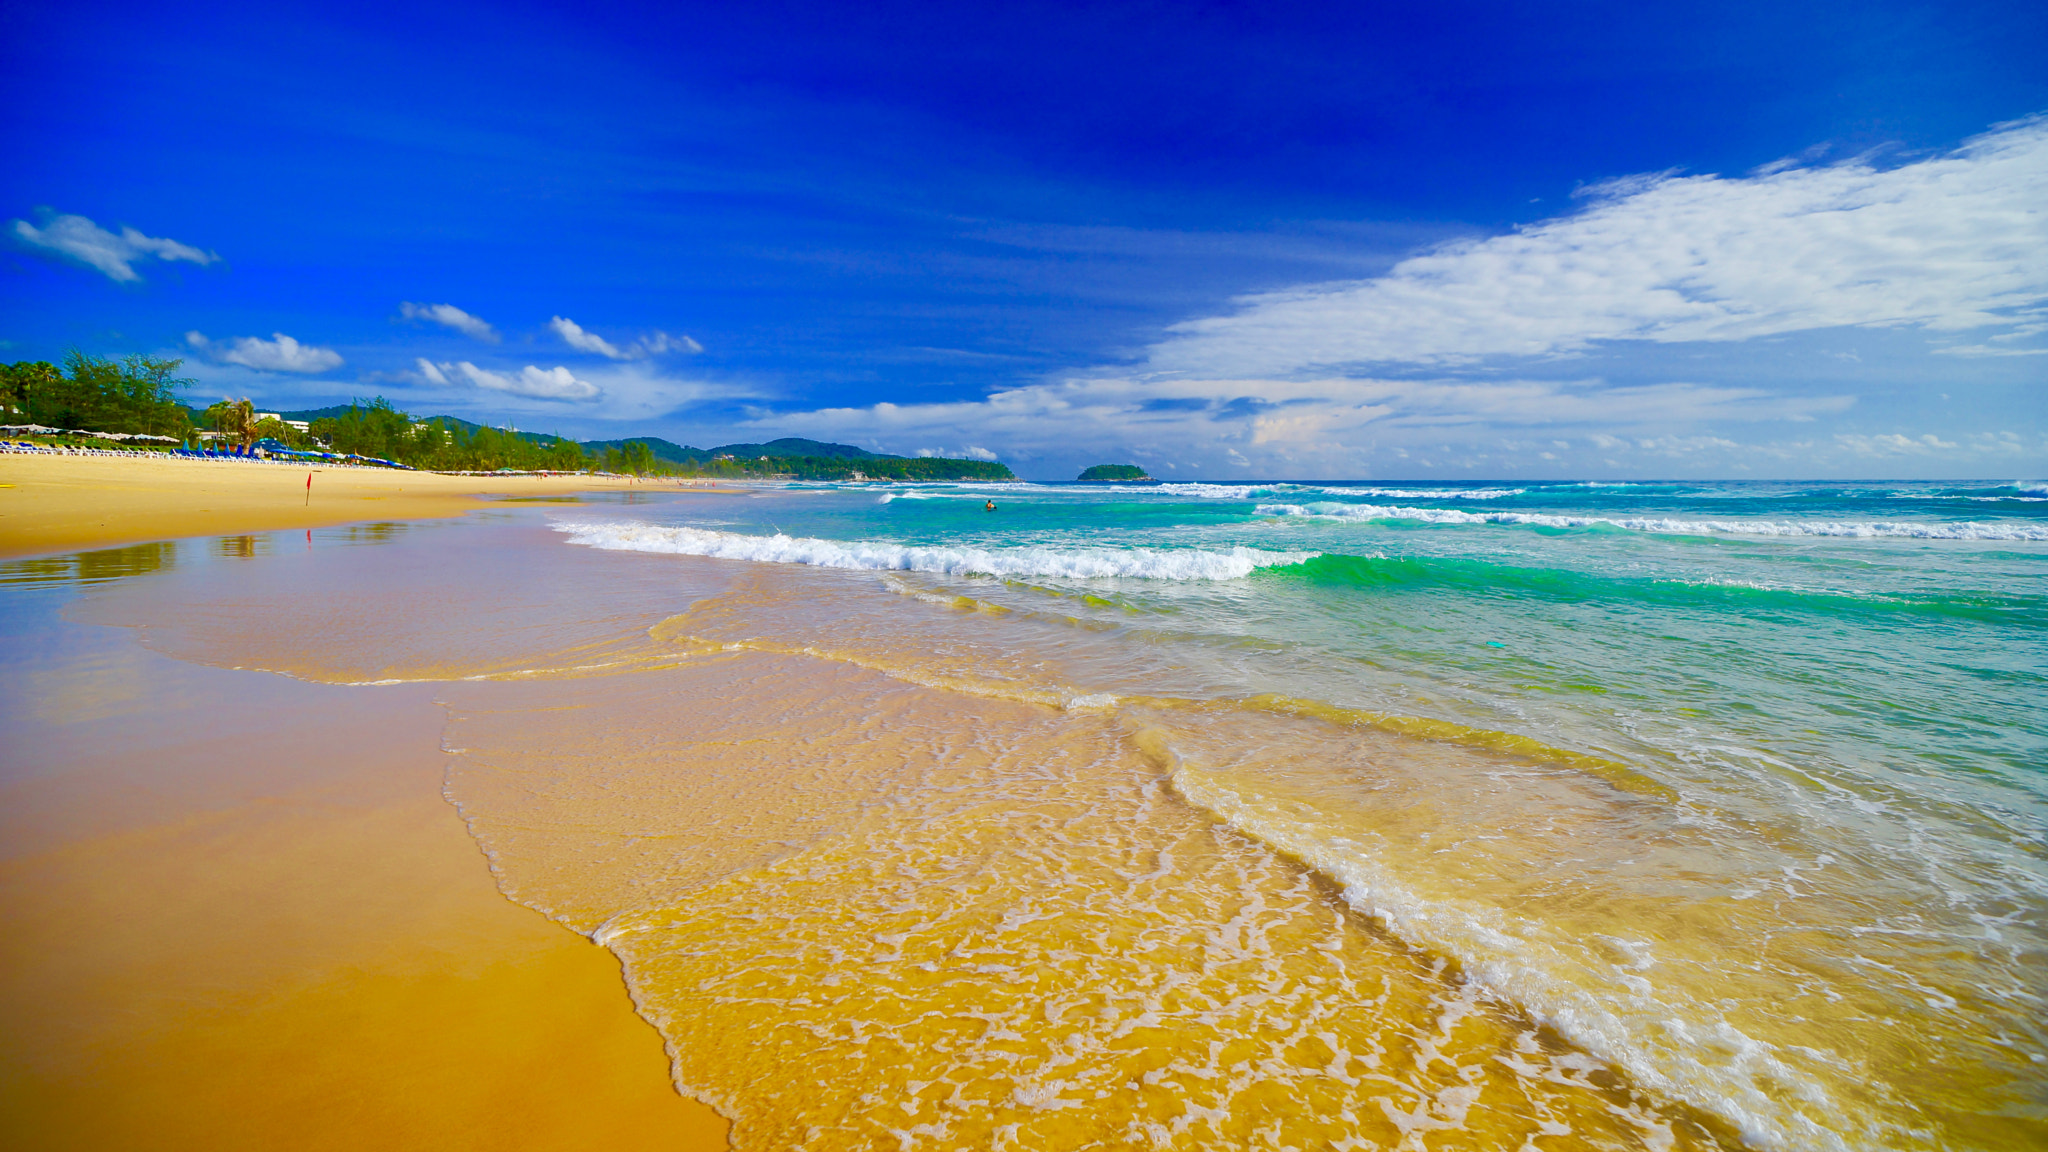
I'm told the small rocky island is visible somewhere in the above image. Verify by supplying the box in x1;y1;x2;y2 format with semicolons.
1077;464;1156;482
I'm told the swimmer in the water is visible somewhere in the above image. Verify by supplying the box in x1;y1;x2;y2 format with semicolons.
985;499;997;511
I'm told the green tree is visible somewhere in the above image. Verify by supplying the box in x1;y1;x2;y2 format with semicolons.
2;352;193;436
309;398;419;462
544;436;585;471
1;361;61;423
251;416;310;449
205;398;258;449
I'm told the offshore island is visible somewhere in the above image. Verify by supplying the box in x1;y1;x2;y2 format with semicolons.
1077;463;1155;481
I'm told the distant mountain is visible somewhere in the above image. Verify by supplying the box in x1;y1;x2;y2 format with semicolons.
276;404;365;422
578;435;896;463
705;437;897;460
578;436;715;463
414;414;567;446
221;400;946;467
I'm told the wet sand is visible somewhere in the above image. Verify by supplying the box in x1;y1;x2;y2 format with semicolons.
0;553;730;1149
0;452;737;558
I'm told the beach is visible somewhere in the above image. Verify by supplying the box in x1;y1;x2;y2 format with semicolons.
0;457;733;1149
3;471;2045;1150
0;451;730;559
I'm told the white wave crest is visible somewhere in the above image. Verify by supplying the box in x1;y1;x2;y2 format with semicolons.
1326;486;1524;500
557;521;1318;580
1150;482;1265;498
1256;502;2048;541
1140;482;1522;500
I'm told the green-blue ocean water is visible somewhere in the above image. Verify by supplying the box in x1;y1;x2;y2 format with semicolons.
553;477;2047;1149
575;478;2046;793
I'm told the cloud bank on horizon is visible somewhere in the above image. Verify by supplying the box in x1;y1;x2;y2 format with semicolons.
752;117;2048;476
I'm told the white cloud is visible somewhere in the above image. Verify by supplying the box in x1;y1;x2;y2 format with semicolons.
1632;435;1742;455
403;358;758;421
746;371;1852;475
550;316;702;359
186;331;343;374
429;360;600;401
550;316;624;358
1930;343;2048;357
1834;432;1962;456
1150;116;2048;376
400;302;498;341
11;213;217;282
637;330;704;355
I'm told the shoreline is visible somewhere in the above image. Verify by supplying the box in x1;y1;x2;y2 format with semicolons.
0;452;745;560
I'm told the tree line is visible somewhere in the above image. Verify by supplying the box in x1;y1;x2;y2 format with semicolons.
2;352;194;437
302;398;589;470
0;363;1014;478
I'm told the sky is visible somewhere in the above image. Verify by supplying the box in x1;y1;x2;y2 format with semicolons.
4;0;2045;480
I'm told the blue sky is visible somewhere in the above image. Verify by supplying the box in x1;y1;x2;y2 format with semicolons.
4;0;2044;479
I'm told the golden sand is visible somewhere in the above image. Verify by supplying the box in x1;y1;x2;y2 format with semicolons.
0;451;736;559
0;593;729;1149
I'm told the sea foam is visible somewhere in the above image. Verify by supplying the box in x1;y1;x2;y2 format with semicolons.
1256;502;2048;540
1133;482;1523;500
558;521;1318;580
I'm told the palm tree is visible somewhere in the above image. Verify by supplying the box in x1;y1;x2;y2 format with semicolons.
205;398;258;450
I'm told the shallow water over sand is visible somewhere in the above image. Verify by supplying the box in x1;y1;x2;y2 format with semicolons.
43;482;2048;1150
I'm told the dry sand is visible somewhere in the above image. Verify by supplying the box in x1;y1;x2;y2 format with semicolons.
0;451;733;558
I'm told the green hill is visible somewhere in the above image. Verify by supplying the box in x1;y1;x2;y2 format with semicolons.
193;395;1010;479
575;435;705;462
706;437;890;460
579;435;891;464
1077;464;1154;481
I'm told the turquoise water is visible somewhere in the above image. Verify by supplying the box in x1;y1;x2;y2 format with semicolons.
552;476;2048;1148
574;478;2047;791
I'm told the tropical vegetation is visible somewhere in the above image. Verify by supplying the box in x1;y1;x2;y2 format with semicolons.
303;398;587;470
2;352;194;437
0;368;1015;478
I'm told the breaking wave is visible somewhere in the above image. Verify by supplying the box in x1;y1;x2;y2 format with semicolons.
1136;482;1524;500
1256;502;2048;540
557;521;1319;580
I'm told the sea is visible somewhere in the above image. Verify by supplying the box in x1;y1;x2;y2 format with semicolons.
15;477;2046;1150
